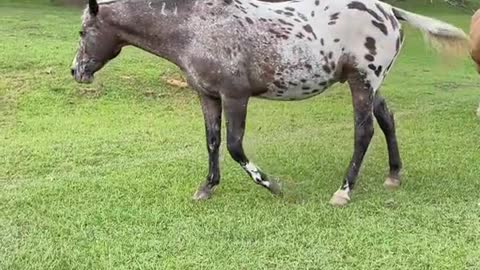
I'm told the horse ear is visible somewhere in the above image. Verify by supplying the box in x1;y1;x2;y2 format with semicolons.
89;0;99;15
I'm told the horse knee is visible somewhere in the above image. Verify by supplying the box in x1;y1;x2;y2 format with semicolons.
226;139;246;164
206;131;221;152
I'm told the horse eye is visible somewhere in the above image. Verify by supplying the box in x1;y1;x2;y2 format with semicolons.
79;31;85;37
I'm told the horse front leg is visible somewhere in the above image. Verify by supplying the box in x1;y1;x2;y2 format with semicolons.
222;95;282;196
330;71;375;207
193;94;222;201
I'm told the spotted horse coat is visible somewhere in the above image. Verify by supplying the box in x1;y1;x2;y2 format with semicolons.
71;0;469;206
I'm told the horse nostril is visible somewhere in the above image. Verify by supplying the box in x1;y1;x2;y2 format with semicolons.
71;68;75;76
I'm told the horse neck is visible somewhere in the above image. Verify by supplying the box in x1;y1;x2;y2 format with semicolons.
105;0;195;67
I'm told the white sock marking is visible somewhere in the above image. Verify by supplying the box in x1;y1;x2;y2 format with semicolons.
244;162;270;187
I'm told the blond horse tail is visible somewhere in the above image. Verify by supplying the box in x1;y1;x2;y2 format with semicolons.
391;6;470;58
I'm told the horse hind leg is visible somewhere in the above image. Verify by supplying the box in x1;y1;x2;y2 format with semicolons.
330;70;375;207
373;94;403;190
472;56;480;74
222;95;282;196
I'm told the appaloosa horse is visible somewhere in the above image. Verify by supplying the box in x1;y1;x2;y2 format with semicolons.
71;0;469;206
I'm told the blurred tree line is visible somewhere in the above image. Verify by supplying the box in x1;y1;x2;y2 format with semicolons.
383;0;479;10
50;0;84;6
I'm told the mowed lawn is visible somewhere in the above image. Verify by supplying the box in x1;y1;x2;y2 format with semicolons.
1;1;479;269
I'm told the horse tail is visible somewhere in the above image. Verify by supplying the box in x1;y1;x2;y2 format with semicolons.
391;6;470;57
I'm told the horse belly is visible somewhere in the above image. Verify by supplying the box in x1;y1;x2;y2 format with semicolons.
259;72;336;101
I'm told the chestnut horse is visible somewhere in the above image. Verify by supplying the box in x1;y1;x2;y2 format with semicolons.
470;9;480;117
470;9;480;72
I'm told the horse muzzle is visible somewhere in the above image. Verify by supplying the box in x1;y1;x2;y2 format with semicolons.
71;66;94;84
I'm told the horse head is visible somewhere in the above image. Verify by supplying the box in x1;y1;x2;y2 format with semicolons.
71;0;123;83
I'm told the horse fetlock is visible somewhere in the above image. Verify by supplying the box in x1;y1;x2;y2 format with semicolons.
243;162;282;195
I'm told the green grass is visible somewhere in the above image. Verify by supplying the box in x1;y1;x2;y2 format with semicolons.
1;2;480;269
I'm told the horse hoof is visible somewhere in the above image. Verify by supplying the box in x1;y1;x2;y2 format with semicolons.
384;177;401;191
329;189;351;207
267;180;283;196
192;184;215;201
